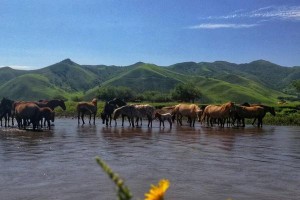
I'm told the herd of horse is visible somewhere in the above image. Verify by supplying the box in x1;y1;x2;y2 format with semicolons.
0;97;276;131
0;98;66;130
78;98;276;129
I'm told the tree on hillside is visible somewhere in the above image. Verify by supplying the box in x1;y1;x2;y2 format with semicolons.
171;82;201;103
97;86;136;101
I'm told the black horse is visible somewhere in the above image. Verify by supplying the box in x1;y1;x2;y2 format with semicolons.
102;98;127;126
0;97;15;127
101;102;117;126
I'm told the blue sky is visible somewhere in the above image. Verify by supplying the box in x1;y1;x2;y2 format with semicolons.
0;0;300;69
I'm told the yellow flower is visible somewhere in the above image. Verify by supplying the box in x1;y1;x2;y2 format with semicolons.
144;179;170;200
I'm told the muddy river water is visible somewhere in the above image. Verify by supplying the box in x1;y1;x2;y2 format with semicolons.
0;119;299;200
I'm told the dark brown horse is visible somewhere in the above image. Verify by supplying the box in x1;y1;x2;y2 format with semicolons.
101;102;117;126
35;99;66;111
250;104;276;125
77;98;97;124
232;105;265;127
238;103;276;126
38;107;55;130
15;102;40;130
0;97;15;127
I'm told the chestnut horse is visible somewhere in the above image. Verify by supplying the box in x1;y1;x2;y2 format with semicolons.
201;102;235;127
172;104;200;127
77;98;98;124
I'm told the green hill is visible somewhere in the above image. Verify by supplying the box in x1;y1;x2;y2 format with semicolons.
35;59;99;92
0;74;68;101
100;63;185;92
0;67;28;85
0;58;298;103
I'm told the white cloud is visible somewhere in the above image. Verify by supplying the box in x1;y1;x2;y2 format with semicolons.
204;6;300;21
189;23;258;29
191;6;300;30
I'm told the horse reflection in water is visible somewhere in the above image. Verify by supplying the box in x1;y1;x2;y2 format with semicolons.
101;126;153;139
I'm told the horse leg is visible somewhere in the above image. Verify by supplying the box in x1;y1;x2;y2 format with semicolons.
81;113;85;124
148;117;152;128
93;113;96;125
88;114;91;124
135;118;139;127
109;115;112;126
131;117;135;127
121;116;124;126
78;112;80;124
252;118;257;126
168;119;172;128
47;119;51;130
4;115;8;127
258;117;263;128
179;115;183;126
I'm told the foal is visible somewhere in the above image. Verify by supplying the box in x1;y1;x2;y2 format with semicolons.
155;112;172;128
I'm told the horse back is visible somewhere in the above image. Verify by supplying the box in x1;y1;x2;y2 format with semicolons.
15;102;40;118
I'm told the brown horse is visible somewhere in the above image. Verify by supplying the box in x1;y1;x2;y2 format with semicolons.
172;104;200;127
15;102;40;130
77;98;97;124
112;105;141;127
232;105;265;127
154;112;172;128
133;104;156;127
201;102;235;127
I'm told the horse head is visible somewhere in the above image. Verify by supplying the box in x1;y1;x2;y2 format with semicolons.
59;100;66;110
269;107;276;116
92;98;97;106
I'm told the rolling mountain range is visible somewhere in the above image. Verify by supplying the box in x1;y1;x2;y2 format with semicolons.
0;58;299;104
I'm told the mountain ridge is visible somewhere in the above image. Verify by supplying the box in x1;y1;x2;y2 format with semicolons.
0;58;298;103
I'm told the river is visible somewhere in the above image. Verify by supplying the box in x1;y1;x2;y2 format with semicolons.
0;119;299;200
